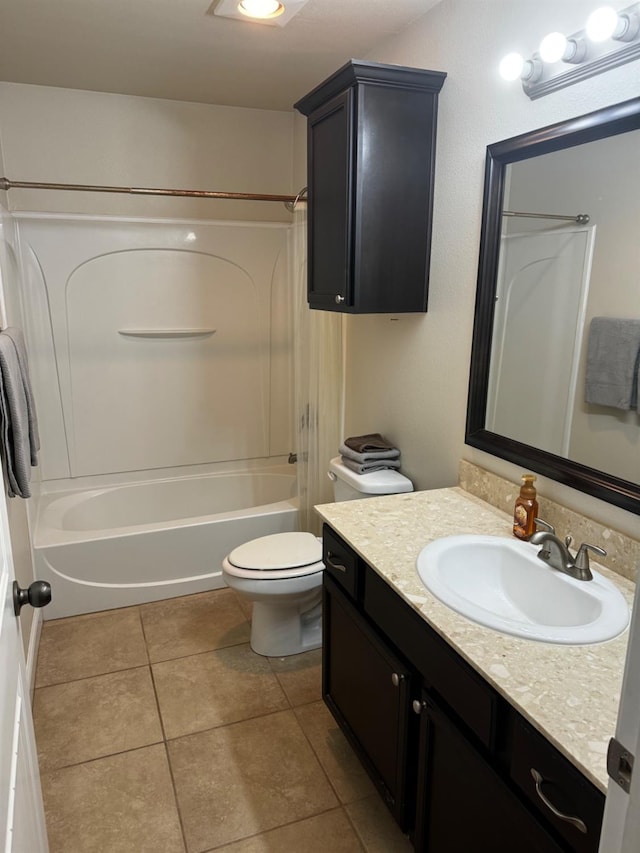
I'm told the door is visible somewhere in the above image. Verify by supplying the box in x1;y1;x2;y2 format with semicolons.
0;484;49;853
322;575;414;829
413;692;564;853
307;89;354;310
487;227;594;456
598;579;640;852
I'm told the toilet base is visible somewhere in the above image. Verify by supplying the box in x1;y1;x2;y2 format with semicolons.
250;594;322;657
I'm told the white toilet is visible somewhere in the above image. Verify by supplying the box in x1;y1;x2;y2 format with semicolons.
222;456;413;657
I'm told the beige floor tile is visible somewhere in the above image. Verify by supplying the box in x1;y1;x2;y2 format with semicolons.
36;608;148;687
168;710;338;851
211;808;365;852
294;701;377;804
41;744;185;853
268;648;322;707
34;667;163;771
141;588;250;662
346;796;413;853
153;644;289;738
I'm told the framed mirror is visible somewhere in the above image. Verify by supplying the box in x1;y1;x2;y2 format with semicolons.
466;97;640;515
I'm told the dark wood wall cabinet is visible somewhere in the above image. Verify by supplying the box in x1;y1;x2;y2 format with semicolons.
294;60;446;313
321;524;605;853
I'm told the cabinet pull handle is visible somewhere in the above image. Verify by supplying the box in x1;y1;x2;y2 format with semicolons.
335;294;345;304
412;699;427;715
391;673;404;687
530;769;587;834
325;553;347;573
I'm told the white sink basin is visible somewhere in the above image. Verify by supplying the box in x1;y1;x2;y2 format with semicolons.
416;535;629;644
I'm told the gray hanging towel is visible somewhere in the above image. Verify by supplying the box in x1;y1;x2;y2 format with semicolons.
584;317;640;410
0;328;40;498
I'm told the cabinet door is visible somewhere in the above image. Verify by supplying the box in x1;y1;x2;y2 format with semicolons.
307;89;354;310
323;575;415;828
414;694;566;853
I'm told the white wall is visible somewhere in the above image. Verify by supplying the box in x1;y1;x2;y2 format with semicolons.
0;83;295;222
343;0;640;538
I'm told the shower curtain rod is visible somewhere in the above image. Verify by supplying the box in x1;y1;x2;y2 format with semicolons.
0;177;308;211
503;210;590;224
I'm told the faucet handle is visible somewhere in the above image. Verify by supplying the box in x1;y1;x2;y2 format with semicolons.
574;543;607;571
534;518;555;535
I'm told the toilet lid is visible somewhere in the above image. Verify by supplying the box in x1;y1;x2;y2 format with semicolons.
228;532;322;571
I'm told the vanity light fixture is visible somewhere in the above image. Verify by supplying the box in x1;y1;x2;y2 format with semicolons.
499;2;640;98
211;0;309;27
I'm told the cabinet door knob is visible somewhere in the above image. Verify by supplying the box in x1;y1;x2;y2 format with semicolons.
412;699;427;715
530;768;588;834
391;672;404;687
335;294;345;304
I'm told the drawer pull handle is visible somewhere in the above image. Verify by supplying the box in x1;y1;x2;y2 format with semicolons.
530;769;587;834
326;553;348;573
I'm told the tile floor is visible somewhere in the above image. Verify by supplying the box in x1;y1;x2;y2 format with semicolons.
33;588;414;853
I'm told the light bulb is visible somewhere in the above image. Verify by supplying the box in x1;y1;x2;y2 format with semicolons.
539;32;569;63
499;53;525;81
586;6;619;42
237;0;284;19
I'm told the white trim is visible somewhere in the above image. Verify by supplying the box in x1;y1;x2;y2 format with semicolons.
24;609;42;702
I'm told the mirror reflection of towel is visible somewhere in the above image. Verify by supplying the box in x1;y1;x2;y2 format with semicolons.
0;328;40;498
584;317;640;411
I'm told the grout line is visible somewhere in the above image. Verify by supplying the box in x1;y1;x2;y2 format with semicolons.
197;806;355;852
147;638;252;668
39;741;167;775
148;657;169;743
34;662;151;691
162;741;190;853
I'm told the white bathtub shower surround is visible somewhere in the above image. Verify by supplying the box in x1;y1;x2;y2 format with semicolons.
33;467;297;619
16;214;293;480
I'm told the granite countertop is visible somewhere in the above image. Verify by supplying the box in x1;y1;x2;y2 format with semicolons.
315;486;636;793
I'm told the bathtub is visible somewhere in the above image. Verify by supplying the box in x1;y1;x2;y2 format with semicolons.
33;468;298;619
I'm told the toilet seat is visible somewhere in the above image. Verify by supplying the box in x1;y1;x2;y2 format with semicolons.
223;532;324;580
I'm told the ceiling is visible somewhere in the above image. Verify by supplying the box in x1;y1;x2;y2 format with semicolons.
0;0;442;112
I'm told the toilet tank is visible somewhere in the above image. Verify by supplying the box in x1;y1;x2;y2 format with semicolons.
328;456;413;501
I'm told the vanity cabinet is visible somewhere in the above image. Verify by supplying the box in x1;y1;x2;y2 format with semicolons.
294;60;446;313
321;524;605;853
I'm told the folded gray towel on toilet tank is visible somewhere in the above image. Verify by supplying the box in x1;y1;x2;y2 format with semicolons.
343;433;397;453
340;456;402;475
339;442;400;463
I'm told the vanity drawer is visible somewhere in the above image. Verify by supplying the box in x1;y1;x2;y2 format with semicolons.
323;525;360;600
510;717;604;853
364;566;497;751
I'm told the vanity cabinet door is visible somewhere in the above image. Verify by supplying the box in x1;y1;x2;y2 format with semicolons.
322;574;415;829
414;693;566;853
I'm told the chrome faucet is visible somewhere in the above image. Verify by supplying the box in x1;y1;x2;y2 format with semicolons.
529;530;606;582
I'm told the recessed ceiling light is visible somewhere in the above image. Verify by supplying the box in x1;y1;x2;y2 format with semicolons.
210;0;309;28
238;0;284;19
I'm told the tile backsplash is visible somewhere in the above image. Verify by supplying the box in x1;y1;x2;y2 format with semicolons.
459;460;640;583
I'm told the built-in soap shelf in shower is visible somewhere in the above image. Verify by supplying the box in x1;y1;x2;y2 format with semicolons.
117;328;217;338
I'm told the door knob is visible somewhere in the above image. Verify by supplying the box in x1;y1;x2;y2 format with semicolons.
13;580;52;616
